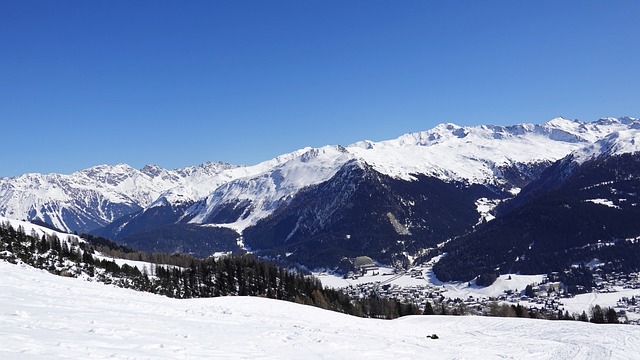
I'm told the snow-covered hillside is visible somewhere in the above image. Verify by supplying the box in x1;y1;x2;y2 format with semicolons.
571;127;640;165
0;216;82;244
185;145;354;232
2;261;639;360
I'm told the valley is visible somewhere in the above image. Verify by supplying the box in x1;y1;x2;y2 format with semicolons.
3;117;640;315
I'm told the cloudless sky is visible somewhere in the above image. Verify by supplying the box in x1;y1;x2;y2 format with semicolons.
1;0;639;177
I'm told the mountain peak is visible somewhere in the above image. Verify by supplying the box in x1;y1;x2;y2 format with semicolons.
79;163;137;177
140;164;163;177
544;116;580;127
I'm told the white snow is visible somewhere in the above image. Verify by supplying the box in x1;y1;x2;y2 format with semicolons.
318;268;544;299
585;199;620;209
572;129;640;165
475;197;501;223
561;288;640;322
315;266;425;288
0;216;82;243
2;260;640;359
440;274;545;299
92;253;165;276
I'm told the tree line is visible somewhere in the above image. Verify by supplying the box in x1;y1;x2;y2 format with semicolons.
0;221;419;319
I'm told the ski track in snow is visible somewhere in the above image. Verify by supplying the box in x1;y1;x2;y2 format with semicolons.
2;261;640;360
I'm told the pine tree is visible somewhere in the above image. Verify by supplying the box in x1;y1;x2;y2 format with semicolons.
578;311;589;322
524;284;535;297
563;310;573;320
440;304;447;315
605;307;619;324
423;302;435;315
590;305;605;324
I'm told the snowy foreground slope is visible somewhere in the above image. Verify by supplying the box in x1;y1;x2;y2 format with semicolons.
2;262;640;360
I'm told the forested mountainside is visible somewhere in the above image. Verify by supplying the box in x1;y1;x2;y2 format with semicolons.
435;150;640;287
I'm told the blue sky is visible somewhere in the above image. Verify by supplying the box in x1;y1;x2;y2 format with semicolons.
1;1;639;177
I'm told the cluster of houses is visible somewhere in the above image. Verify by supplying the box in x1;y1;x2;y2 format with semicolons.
616;296;640;325
594;270;640;291
338;264;640;324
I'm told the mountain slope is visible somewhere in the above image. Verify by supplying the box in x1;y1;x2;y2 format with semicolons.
115;223;242;256
434;131;640;283
90;199;191;240
185;145;354;232
0;215;83;244
243;160;498;267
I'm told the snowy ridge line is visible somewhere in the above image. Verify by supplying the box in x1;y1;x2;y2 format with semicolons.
186;147;355;232
347;116;639;182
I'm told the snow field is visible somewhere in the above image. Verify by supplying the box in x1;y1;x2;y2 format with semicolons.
3;261;639;359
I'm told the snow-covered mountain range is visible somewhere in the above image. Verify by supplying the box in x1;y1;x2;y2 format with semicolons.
0;162;237;233
194;116;637;225
347;116;638;182
2;116;640;267
188;116;638;235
